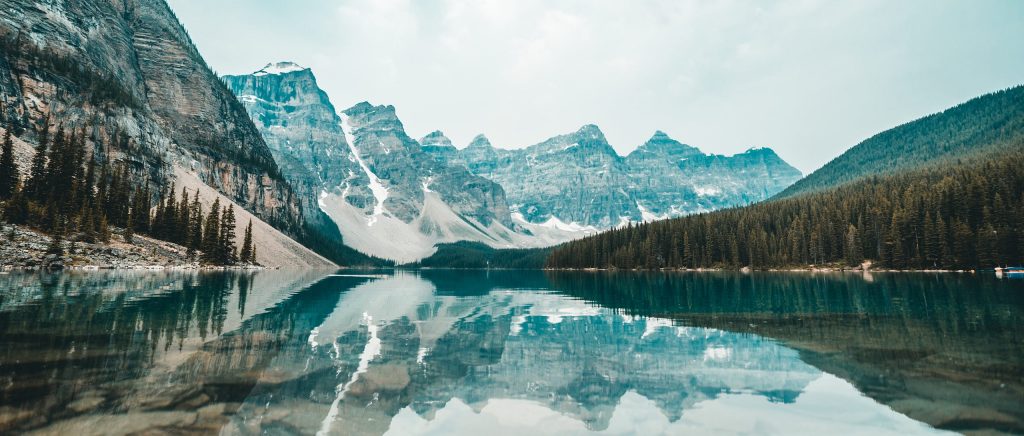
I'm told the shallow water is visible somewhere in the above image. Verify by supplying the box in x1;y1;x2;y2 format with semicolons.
0;270;1020;435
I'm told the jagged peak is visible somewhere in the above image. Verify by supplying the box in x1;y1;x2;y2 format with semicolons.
420;130;454;148
343;101;378;117
253;61;308;76
576;124;605;139
741;146;779;157
468;134;493;149
650;130;671;140
630;130;701;158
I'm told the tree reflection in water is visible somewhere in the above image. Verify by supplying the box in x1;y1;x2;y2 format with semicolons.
0;270;1017;435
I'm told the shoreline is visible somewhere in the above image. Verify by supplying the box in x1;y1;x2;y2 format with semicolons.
0;224;268;271
397;266;979;273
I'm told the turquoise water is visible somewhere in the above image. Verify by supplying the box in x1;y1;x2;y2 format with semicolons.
0;270;1020;435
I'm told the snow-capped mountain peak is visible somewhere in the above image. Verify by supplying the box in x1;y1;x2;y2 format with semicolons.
253;61;308;76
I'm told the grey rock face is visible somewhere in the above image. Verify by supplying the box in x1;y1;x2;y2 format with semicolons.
223;65;513;231
0;0;304;236
624;132;803;218
418;130;458;163
341;102;512;227
425;127;802;227
222;64;368;226
463;125;635;227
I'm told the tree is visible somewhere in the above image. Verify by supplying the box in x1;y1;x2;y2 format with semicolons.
220;205;237;264
844;224;860;266
177;187;191;245
546;151;1024;271
201;198;221;264
0;126;18;199
23;122;49;201
239;219;253;264
3;187;28;224
123;208;135;243
46;217;65;256
188;193;203;257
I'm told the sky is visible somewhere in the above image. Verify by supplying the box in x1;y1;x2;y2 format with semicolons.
167;0;1024;174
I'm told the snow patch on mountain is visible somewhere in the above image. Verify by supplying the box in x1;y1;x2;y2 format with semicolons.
319;191;597;263
694;186;721;197
340;113;389;226
636;203;668;223
522;213;598;233
253;61;307;76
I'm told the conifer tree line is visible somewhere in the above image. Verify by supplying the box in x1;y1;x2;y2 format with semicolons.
0;121;258;265
546;152;1024;270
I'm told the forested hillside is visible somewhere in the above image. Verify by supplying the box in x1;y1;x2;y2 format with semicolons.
546;151;1024;270
776;85;1024;199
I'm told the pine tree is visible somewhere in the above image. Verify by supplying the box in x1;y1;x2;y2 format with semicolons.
123;208;135;243
152;186;166;239
844;224;860;266
3;187;28;224
239;219;253;264
546;152;1024;271
81;153;96;208
80;203;97;243
201;198;221;264
44;125;67;207
46;217;65;256
177;187;191;245
0;126;18;199
188;194;203;257
220;205;237;264
98;212;111;243
23;123;49;201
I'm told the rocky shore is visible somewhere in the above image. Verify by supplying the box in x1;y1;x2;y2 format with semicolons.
0;224;259;270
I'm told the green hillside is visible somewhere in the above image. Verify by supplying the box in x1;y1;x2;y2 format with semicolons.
776;85;1024;199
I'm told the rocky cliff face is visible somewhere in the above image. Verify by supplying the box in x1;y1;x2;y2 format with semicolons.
222;63;365;244
223;64;549;261
425;127;802;227
341;102;512;227
428;126;636;227
624;132;802;219
0;0;305;237
217;58;799;260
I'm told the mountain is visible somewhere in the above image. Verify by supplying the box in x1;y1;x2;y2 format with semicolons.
625;132;801;219
222;61;800;261
423;127;802;227
0;0;332;267
548;150;1024;270
223;62;356;216
224;64;588;262
776;85;1024;199
546;86;1024;270
222;63;385;265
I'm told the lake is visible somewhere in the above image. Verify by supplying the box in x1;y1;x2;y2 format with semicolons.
0;270;1020;435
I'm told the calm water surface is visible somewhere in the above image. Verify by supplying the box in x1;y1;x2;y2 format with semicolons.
0;270;1021;435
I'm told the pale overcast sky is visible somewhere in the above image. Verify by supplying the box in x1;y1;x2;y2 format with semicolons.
167;0;1024;173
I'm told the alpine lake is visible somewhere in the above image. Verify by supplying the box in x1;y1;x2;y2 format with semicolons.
0;270;1020;435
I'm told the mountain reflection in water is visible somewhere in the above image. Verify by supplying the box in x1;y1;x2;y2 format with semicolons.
0;270;1019;435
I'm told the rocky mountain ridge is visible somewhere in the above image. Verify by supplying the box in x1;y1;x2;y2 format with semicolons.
224;61;801;261
224;64;583;262
0;0;332;267
422;126;802;227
